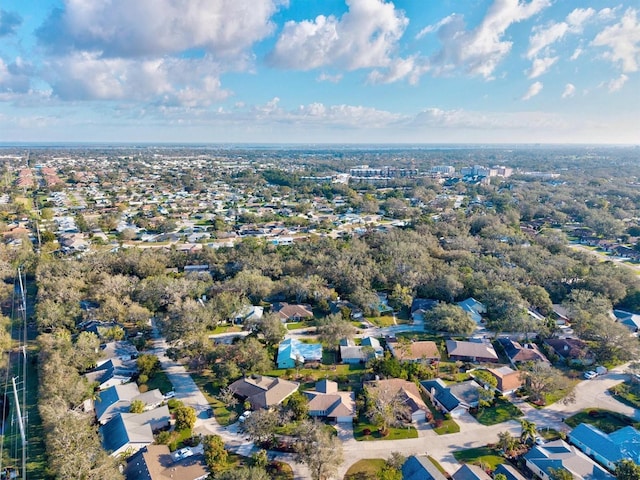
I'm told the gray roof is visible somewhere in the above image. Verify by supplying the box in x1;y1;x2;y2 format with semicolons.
402;455;447;480
525;439;614;479
446;340;498;361
95;383;141;424
452;464;491;480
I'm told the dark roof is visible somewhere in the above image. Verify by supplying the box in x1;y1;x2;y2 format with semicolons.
401;455;448;480
411;298;437;313
452;464;491;480
494;464;526;480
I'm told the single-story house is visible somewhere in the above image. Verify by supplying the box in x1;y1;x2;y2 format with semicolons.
446;339;498;363
613;309;640;333
493;464;527;480
98;340;139;362
524;439;614;480
304;380;355;423
228;375;300;410
497;338;549;366
401;455;448;480
84;356;138;391
568;424;640;471
457;297;486;325
365;378;429;423
387;339;440;363
410;298;438;322
484;366;523;394
552;304;570;325
544;338;594;366
420;378;480;417
339;337;383;364
100;406;170;459
231;305;264;324
277;338;323;369
125;444;208;480
272;302;313;322
94;383;164;425
452;464;491;480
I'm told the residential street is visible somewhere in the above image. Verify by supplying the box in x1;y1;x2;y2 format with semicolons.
152;319;639;479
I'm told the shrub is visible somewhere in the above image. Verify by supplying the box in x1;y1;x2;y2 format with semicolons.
434;419;443;428
138;384;149;393
363;428;371;436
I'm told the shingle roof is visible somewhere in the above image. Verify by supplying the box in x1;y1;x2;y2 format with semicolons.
452;464;492;480
525;439;614;479
229;375;300;409
402;455;448;480
494;464;526;480
95;382;141;424
446;340;498;361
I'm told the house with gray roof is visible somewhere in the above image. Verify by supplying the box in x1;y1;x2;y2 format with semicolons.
497;338;549;366
457;297;486;325
94;383;164;425
125;444;208;480
569;423;640;471
100;405;170;459
524;439;614;480
614;309;640;333
401;455;448;480
420;378;480;417
446;339;498;363
304;380;355;423
452;464;491;480
277;337;323;368
340;337;382;364
228;375;300;410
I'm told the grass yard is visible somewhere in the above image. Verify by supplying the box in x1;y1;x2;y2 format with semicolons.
564;408;640;434
610;381;640;409
144;369;174;394
353;416;418;441
344;459;387;479
473;397;523;426
366;316;396;328
191;370;243;426
453;446;505;470
207;325;243;335
421;394;460;435
286;321;315;330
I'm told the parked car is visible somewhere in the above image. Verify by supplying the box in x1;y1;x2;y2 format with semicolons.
584;371;597;380
535;436;546;446
175;447;193;460
164;391;176;399
595;366;608;375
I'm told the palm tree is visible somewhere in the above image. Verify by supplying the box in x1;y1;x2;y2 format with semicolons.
497;430;517;455
520;419;537;445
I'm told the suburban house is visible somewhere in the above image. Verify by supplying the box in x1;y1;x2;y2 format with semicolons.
493;464;527;480
446;339;498;363
98;340;139;362
100;406;171;458
93;383;163;425
125;444;208;480
613;309;640;333
365;378;430;423
272;302;313;322
544;338;594;366
497;338;550;366
401;455;448;480
231;305;264;324
524;439;614;480
410;298;438;323
228;375;300;410
339;337;383;364
457;297;486;325
304;379;355;423
387;339;440;363
552;304;570;325
276;337;323;369
420;378;480;417
483;366;523;394
84;354;139;391
568;424;640;471
452;464;492;480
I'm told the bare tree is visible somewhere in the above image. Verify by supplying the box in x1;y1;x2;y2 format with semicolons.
294;419;343;480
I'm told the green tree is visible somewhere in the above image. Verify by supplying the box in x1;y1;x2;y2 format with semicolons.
203;434;228;474
129;399;145;413
365;383;411;433
137;354;160;378
497;431;517;455
423;303;476;335
549;467;574;480
615;459;640;480
294;419;343;480
317;313;357;350
174;405;197;430
285;391;309;421
242;409;279;445
520;419;537;445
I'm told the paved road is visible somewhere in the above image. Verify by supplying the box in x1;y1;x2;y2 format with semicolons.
568;243;640;275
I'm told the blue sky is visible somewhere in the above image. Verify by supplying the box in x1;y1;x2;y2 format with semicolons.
0;0;638;144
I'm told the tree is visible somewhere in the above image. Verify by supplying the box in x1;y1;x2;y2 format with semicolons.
497;431;517;455
388;283;413;311
242;409;279;445
317;313;357;349
217;386;239;409
494;475;508;480
365;383;412;433
474;370;498;408
423;303;476;335
481;285;530;333
216;467;270;480
129;399;145;414
549;467;574;480
615;459;640;480
247;312;287;346
203;434;228;474
174;405;197;430
137;354;160;378
520;362;566;405
285;391;309;421
520;419;537;445
294;419;343;480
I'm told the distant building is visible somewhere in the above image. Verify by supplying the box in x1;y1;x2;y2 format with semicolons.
430;165;455;176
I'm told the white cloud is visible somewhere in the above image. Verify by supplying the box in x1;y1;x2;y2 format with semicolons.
607;74;628;92
527;8;594;60
592;8;640;72
566;8;595;29
367;56;428;85
528;56;557;78
597;7;617;21
46;52;230;105
561;83;575;98
411;107;565;130
0;57;32;93
570;47;583;60
38;0;284;59
427;0;551;78
415;14;457;39
317;73;343;83
522;81;543;100
268;0;408;71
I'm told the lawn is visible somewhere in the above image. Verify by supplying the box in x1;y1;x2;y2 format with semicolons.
473;397;523;426
610;381;640;409
564;408;640;434
353;416;418;441
421;394;460;435
286;321;315;330
344;459;387;479
207;325;243;335
366;316;397;328
144;369;174;394
453;446;505;470
191;370;244;426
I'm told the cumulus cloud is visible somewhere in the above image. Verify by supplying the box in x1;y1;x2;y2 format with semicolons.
268;0;408;71
0;57;33;93
426;0;551;78
561;83;576;98
367;56;429;85
522;81;543;100
37;0;284;59
607;74;628;92
45;52;229;106
0;9;22;36
528;56;557;78
592;8;640;72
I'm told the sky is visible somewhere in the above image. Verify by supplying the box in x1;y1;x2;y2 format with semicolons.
0;0;638;144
